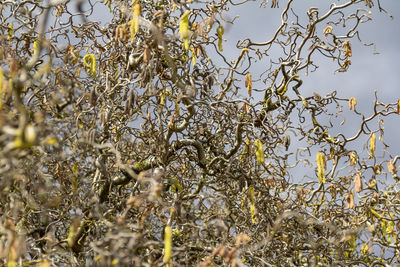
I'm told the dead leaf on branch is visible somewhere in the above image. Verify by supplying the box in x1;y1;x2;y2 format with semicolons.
354;173;363;193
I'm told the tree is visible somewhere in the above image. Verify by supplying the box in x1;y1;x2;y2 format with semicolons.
0;0;399;266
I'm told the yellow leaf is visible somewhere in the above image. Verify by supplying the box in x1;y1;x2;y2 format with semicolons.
38;260;51;267
323;25;332;35
250;202;257;223
190;47;196;66
179;11;191;50
33;40;40;56
349;152;357;166
245;73;252;96
105;0;112;12
46;137;58;145
8;23;14;39
367;178;376;189
342;40;352;57
216;25;224;51
348;97;357;111
175;99;180;116
82;54;96;77
7;259;16;267
248;186;255;202
361;242;370;255
369;207;381;218
248;187;257;224
316;152;326;184
163;226;172;263
133;4;140;33
129;4;141;43
369;134;376;157
254;140;264;165
388;160;397;175
278;85;288;95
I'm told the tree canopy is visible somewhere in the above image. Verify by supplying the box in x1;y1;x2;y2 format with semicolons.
1;0;400;266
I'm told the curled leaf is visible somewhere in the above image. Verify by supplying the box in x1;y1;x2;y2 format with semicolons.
342;40;352;57
349;97;357;111
323;25;332;35
349;152;358;166
397;99;400;114
388;160;396;175
82;54;96;77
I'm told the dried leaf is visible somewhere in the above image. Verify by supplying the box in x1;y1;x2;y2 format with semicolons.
397;99;400;114
342;40;352;57
82;54;96;77
354;173;362;193
245;72;252;96
349;152;358;166
241;102;251;114
254;140;264;165
345;190;355;209
316;152;326;184
235;233;251;247
323;25;333;35
388;160;396;175
216;25;224;51
143;47;151;63
349;97;357;111
369;134;376;157
248;187;257;224
367;178;376;189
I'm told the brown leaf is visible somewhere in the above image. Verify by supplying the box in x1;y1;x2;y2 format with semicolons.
354;173;363;193
240;102;250;114
9;58;18;76
235;233;251;247
397;99;400;114
212;246;228;258
345;190;355;209
226;248;237;263
143;47;151;63
198;257;213;267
